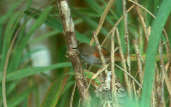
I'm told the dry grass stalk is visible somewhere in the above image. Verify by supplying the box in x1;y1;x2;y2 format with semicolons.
159;43;167;107
70;83;76;107
115;28;132;94
133;39;143;84
2;26;21;107
86;65;109;91
134;0;148;50
90;0;115;45
110;31;116;91
102;5;135;46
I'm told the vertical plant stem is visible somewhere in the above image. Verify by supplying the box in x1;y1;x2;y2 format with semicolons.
141;0;171;106
111;31;116;90
134;0;149;51
116;28;131;94
2;26;19;107
93;33;108;80
70;83;76;107
93;33;106;65
133;39;143;84
122;0;131;94
57;0;89;102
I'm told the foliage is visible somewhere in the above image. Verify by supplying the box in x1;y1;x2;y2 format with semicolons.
0;0;170;107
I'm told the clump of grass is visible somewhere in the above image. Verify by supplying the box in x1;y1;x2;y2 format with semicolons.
0;0;171;107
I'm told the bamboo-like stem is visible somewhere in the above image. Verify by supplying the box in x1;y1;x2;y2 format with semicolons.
57;0;89;102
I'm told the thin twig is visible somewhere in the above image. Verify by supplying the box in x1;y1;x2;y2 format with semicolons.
90;0;115;45
102;5;135;46
2;26;20;107
128;0;155;18
134;0;148;43
164;63;171;96
111;31;116;91
93;33;107;66
159;42;166;106
115;64;142;88
132;81;137;96
152;76;156;107
123;0;131;73
110;31;120;107
86;65;108;91
133;39;143;84
116;28;131;93
70;82;76;107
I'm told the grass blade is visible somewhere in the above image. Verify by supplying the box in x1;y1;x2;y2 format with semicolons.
0;62;71;82
141;0;171;106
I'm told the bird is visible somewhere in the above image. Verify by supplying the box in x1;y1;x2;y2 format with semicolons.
77;42;110;65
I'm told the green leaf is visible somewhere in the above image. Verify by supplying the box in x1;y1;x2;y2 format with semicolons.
0;12;23;72
141;0;171;106
0;62;71;82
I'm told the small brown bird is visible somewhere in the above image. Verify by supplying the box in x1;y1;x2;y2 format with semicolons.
77;43;110;64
